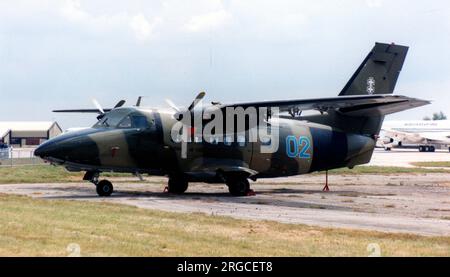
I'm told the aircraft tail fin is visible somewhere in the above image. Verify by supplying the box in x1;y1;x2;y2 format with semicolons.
339;42;408;96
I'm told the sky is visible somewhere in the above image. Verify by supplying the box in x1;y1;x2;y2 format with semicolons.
0;0;449;129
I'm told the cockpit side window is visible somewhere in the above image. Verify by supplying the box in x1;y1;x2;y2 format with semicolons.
131;115;148;129
117;116;132;128
116;115;149;129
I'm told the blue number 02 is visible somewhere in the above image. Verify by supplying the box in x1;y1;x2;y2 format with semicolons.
298;137;311;158
285;135;311;159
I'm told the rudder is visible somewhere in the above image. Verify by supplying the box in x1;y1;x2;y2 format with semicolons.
339;42;408;96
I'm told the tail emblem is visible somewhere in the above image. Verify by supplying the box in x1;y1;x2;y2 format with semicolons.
367;77;376;94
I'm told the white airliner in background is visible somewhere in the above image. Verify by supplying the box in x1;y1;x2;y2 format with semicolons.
378;120;450;152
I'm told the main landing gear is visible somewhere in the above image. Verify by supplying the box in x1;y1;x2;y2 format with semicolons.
164;173;254;197
166;175;189;194
84;171;114;197
419;145;435;152
226;174;253;196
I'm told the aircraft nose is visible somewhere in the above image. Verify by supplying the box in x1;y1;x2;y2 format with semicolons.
34;131;100;165
34;143;47;158
34;140;59;160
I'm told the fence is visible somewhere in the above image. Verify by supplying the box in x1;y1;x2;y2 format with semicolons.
0;148;44;166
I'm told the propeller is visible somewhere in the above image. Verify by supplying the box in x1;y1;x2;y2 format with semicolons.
92;98;105;114
114;100;126;108
187;91;206;111
165;92;206;120
92;99;125;120
165;98;181;112
136;96;142;107
53;98;126;117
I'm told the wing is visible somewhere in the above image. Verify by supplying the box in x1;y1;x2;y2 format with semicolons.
53;109;112;113
217;95;429;117
418;133;450;144
381;129;425;143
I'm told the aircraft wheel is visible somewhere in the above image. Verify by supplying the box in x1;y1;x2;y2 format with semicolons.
430;146;435;152
96;180;113;197
167;177;189;194
419;146;424;152
227;177;250;196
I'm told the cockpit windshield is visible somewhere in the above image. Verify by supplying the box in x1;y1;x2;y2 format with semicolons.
93;109;150;129
117;115;149;129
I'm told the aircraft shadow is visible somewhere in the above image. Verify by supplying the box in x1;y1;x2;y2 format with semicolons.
41;186;353;211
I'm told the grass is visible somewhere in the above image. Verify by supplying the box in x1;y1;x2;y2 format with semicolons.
0;158;45;166
0;193;448;257
411;162;450;168
0;165;130;184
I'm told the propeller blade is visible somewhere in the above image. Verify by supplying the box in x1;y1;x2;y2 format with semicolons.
114;100;126;108
53;109;109;113
165;99;181;112
92;98;105;114
187;91;206;111
136;96;142;107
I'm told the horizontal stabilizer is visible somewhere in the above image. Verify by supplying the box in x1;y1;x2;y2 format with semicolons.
337;96;429;116
218;94;429;117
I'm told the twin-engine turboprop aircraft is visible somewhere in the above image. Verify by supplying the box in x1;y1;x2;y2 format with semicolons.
35;42;429;196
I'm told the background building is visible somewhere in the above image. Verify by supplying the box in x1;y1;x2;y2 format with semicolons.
0;121;62;147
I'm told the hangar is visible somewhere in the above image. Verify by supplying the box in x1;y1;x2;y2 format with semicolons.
0;121;62;148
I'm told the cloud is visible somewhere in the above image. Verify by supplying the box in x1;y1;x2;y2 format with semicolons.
60;0;160;41
1;0;450;128
61;0;88;21
129;14;162;41
365;0;384;8
184;9;232;32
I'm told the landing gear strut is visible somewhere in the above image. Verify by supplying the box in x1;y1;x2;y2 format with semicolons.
226;175;252;196
83;171;114;197
322;170;330;192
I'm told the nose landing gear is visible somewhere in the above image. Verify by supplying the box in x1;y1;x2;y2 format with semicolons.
96;180;114;197
83;171;114;197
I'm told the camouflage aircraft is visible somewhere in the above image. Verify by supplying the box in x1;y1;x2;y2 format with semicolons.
35;42;429;197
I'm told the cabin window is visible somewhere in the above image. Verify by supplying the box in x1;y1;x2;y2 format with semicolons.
224;135;233;146
194;136;202;143
172;128;183;143
209;137;219;144
237;135;246;147
260;136;272;146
